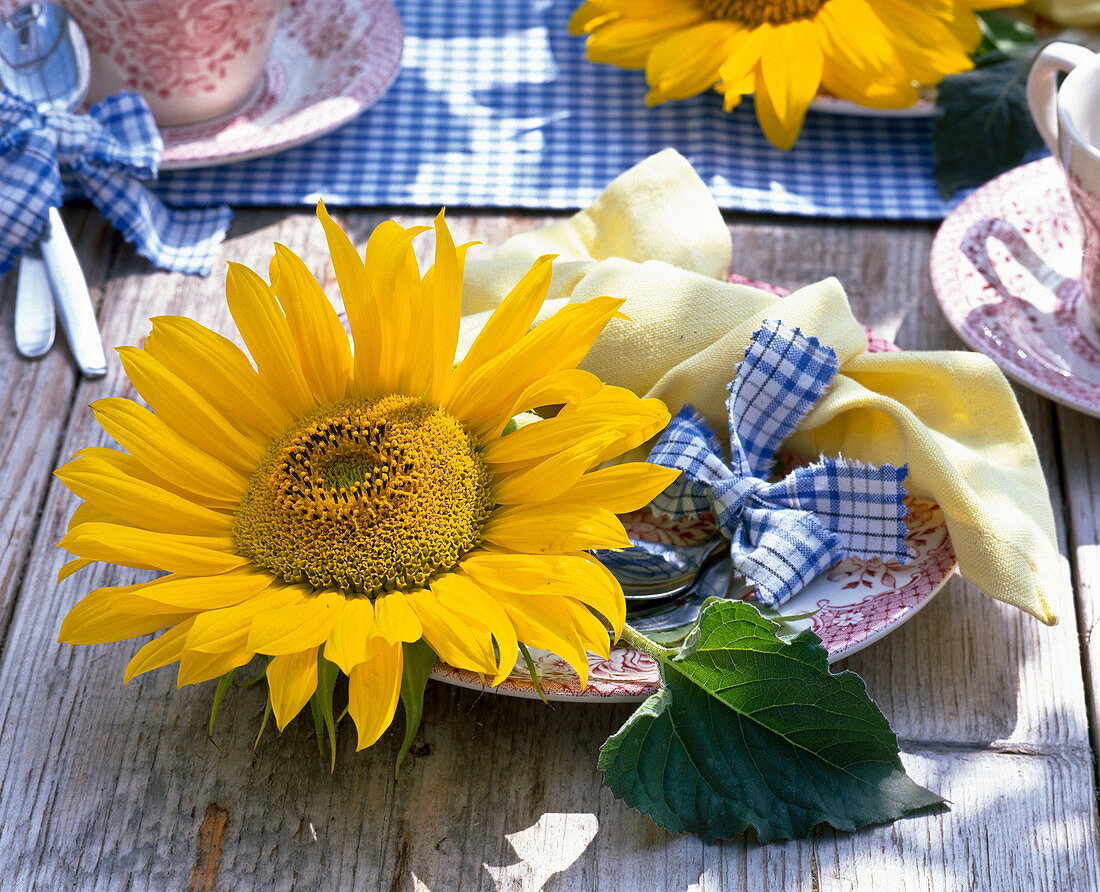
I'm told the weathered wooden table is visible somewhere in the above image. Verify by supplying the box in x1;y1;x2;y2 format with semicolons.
2;205;1098;890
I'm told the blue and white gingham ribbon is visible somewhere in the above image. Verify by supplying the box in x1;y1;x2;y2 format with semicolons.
647;319;911;608
0;90;231;276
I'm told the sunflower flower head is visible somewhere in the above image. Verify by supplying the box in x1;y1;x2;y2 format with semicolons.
569;0;1024;149
55;205;678;753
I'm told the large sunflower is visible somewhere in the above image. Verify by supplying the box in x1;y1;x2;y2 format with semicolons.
56;206;677;750
569;0;1022;149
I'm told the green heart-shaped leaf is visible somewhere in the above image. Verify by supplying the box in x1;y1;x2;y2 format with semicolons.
600;600;944;842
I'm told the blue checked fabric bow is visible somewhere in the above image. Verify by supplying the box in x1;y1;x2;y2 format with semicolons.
646;319;911;608
0;90;231;276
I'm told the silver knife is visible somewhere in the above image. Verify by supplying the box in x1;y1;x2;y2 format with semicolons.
14;247;55;357
38;206;107;377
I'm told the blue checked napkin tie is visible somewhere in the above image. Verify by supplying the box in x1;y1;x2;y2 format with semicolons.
0;90;231;276
644;319;911;608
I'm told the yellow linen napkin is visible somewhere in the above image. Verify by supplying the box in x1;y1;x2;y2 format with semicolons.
459;149;1063;625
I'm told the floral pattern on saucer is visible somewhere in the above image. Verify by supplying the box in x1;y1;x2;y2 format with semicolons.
930;157;1100;418
158;0;403;169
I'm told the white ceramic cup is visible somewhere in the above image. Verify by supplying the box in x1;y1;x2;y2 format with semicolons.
1027;41;1100;342
59;0;285;128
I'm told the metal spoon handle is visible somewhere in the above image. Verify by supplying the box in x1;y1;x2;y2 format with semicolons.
39;206;106;377
14;248;56;357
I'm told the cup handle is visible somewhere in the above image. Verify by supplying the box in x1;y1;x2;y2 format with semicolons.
1026;41;1096;163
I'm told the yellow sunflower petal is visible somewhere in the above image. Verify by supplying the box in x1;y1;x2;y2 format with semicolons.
755;22;823;151
445;254;554;403
267;648;320;731
448;296;627;439
430;572;519;685
406;589;499;679
317;200;383;393
109;569;273;613
117;347;264;474
225;262;317;417
506;368;605;416
56;456;232;536
579;0;707;68
489;429;626;505
486;590;594;686
715;23;767;88
460;552;626;636
481;504;630;553
645;21;739;105
554;462;681;513
323;597;376;675
363;221;429;394
60;522;247;576
144;316;294;438
123;618;195;684
63;445;235;511
247;591;345;655
371;592;423;645
186;585;305;654
348;642;404;749
91;398;247;505
177;647;253;686
59;586;184;645
422;211;472;402
57;557;94;583
269;243;352;405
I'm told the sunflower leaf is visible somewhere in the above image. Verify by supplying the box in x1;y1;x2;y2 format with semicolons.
395;639;438;777
933;49;1044;199
976;11;1036;56
207;668;238;738
599;600;944;842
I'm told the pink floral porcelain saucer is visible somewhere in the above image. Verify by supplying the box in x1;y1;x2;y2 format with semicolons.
930;157;1100;418
432;286;957;703
158;0;403;169
431;498;956;703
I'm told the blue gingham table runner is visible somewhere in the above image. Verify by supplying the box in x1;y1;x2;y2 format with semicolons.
149;0;973;220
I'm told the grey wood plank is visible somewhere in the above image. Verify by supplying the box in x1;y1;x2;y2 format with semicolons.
0;209;1096;890
1055;405;1100;762
0;207;111;637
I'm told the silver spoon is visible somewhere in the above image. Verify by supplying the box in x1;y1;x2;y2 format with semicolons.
1;2;106;377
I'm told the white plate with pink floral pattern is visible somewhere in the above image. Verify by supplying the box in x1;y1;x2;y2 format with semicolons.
432;290;958;703
157;0;403;169
432;499;956;703
930;157;1100;418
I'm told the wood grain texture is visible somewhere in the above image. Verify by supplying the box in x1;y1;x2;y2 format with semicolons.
1055;405;1100;762
0;209;1097;890
0;206;111;637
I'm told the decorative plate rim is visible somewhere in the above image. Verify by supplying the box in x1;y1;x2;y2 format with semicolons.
930;156;1100;419
157;0;403;170
808;93;935;119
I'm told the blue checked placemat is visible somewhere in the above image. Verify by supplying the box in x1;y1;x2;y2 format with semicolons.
151;0;964;220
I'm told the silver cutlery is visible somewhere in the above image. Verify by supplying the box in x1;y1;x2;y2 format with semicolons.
0;1;106;376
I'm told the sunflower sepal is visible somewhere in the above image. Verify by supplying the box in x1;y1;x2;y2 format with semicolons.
207;668;238;738
309;653;341;772
395;639;439;777
518;642;548;705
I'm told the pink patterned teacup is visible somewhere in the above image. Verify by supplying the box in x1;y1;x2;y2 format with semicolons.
1027;41;1100;346
58;0;285;128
